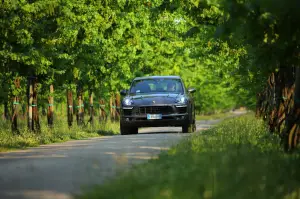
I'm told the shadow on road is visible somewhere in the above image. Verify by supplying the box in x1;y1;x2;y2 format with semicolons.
137;131;181;135
0;132;180;199
0;111;248;199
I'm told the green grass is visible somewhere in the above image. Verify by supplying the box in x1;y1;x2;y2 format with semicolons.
196;111;236;120
77;113;300;199
0;116;120;152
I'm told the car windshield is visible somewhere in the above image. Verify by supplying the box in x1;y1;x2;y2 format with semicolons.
129;78;184;94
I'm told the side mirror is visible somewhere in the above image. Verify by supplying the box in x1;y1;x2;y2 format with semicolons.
188;87;196;94
120;89;127;96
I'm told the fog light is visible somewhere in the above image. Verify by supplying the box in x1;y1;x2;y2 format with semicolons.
126;118;129;121
181;116;185;119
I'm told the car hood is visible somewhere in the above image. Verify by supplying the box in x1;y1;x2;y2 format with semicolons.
127;93;181;106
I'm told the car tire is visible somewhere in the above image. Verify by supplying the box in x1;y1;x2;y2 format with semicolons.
131;127;138;134
120;123;130;135
192;122;196;132
120;124;138;135
182;121;195;133
192;119;196;132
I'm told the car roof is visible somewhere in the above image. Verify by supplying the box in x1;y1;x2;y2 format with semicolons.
133;75;181;81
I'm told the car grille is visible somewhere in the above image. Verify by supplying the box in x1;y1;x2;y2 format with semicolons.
137;106;173;115
177;107;187;114
123;109;133;116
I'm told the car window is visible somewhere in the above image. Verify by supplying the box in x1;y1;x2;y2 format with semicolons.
130;78;183;94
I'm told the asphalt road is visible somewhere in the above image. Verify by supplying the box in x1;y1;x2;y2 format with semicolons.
0;111;246;199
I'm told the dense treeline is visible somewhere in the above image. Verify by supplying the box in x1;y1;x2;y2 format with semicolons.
4;0;298;152
147;0;300;152
219;0;300;152
178;0;300;152
0;0;246;134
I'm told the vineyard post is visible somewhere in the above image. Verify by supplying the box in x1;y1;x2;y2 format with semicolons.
11;76;20;134
115;93;120;121
88;89;94;125
67;89;73;128
98;99;102;122
113;94;116;121
33;77;41;132
110;94;116;122
76;83;84;126
109;95;112;121
4;102;9;120
27;76;34;131
47;84;54;128
99;99;106;122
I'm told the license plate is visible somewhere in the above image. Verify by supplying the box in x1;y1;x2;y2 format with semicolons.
147;114;162;120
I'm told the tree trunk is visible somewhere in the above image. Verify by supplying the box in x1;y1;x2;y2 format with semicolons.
11;96;19;133
283;66;300;152
67;89;73;128
27;77;34;131
110;95;114;121
255;92;262;118
99;99;106;122
88;90;94;125
11;77;20;133
276;66;295;134
4;102;9;120
268;71;283;133
47;84;54;128
76;84;84;126
99;99;102;122
115;93;120;121
33;78;40;132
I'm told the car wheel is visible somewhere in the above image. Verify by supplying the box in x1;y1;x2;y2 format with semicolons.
120;123;130;135
192;123;196;132
120;124;138;135
131;127;138;134
182;121;195;133
192;120;196;132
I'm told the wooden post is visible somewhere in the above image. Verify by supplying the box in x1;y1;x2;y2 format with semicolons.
67;89;73;128
99;99;106;122
11;96;19;133
89;90;94;125
113;94;116;121
33;78;40;132
47;84;54;128
27;77;34;131
115;93;121;121
76;84;84;126
4;102;9;120
11;76;20;133
110;95;115;122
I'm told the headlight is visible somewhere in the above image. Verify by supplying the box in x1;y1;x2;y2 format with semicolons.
176;96;187;104
123;98;133;106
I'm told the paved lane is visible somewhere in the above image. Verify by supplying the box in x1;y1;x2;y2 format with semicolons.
0;111;245;199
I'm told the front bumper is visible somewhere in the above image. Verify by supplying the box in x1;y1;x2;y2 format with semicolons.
120;104;189;127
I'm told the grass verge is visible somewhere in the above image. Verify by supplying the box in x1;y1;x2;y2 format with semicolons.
77;113;300;199
196;111;236;120
0;117;120;152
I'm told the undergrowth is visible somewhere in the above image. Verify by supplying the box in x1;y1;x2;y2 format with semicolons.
77;114;300;199
0;116;119;151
